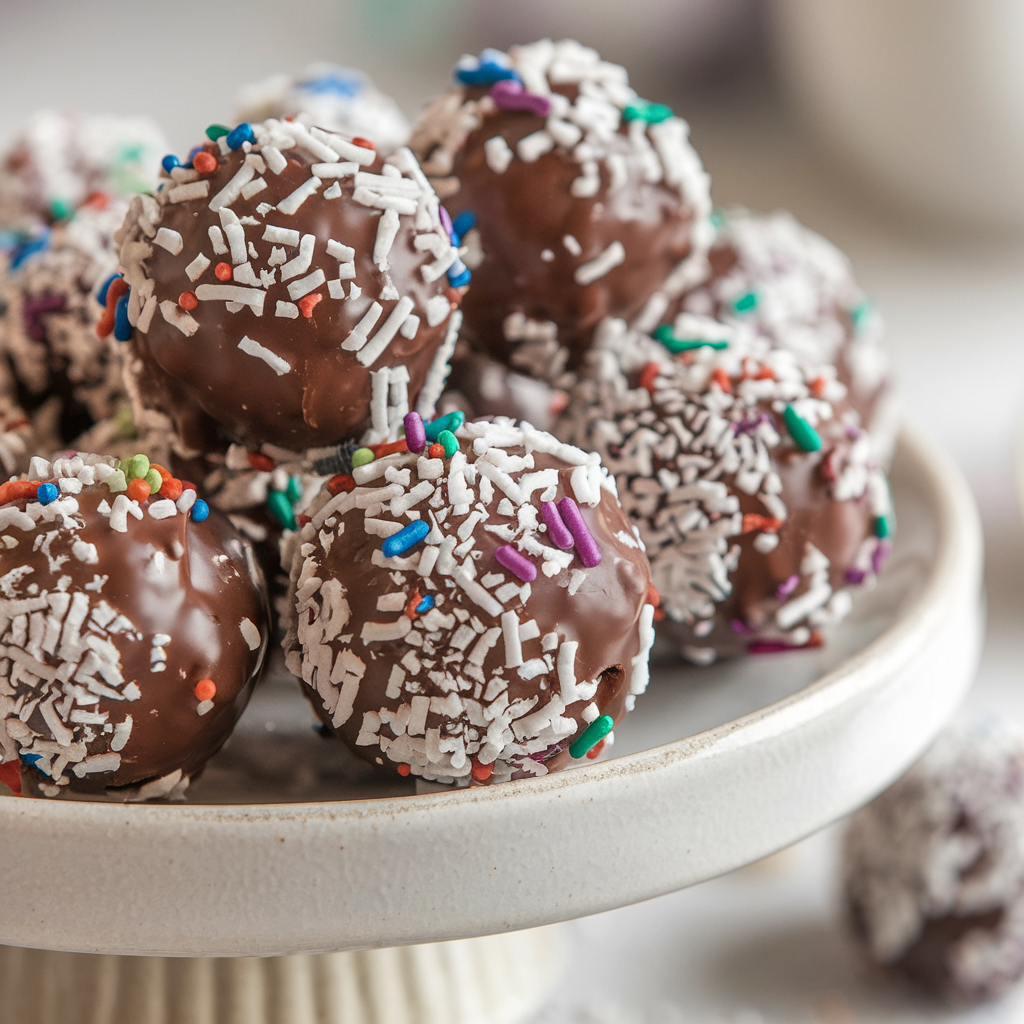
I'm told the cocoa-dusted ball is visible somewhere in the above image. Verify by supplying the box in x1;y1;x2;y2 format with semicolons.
844;725;1024;1003
285;415;655;784
116;119;464;454
557;318;892;663
410;39;712;382
0;451;269;799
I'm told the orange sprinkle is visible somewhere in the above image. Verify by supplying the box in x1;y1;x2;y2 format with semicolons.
298;292;322;318
396;763;411;777
807;630;824;648
247;451;275;473
351;136;376;150
126;477;150;503
180;480;197;493
159;477;183;501
756;365;775;380
0;479;41;507
404;589;422;619
646;582;661;607
326;474;355;496
549;389;570;416
586;739;606;760
192;151;218;174
653;607;666;622
471;761;493;782
150;463;172;485
810;376;828;398
82;191;109;210
194;678;216;701
214;262;232;281
638;361;661;394
742;513;782;534
427;442;444;459
96;277;130;338
711;367;732;393
371;438;409;458
178;291;198;311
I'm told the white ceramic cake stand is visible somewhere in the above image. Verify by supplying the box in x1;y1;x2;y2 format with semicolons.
0;424;983;1024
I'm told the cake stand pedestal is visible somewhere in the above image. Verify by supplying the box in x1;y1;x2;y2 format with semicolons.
0;426;984;1024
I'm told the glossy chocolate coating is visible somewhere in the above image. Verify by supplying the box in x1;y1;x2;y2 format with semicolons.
0;473;269;796
121;133;460;453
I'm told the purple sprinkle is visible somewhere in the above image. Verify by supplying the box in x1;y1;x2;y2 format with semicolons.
489;79;552;117
776;574;800;601
403;411;426;453
845;567;867;586
748;640;796;655
557;497;602;568
734;412;769;436
438;205;453;239
872;539;892;575
730;618;753;635
541;500;574;550
495;544;537;582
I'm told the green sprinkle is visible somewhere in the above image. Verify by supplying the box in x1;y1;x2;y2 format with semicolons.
286;475;303;503
851;299;872;333
710;208;726;229
267;490;297;531
424;410;465;442
783;406;822;452
437;429;459;458
112;404;137;441
49;198;74;221
875;514;893;539
732;291;758;314
144;468;162;494
351;447;375;469
128;453;150;481
569;714;614;759
623;101;674;124
653;324;728;354
106;470;127;493
205;124;230;141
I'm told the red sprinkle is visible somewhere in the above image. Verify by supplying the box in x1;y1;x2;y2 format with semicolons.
711;367;733;393
396;763;411;777
82;191;109;210
298;292;322;318
404;589;422;620
192;151;218;174
646;583;661;607
247;451;275;473
756;365;775;380
194;678;216;701
471;761;493;782
180;480;197;493
160;478;183;501
96;277;130;339
0;480;43;507
178;291;198;311
638;361;661;394
810;376;828;398
586;739;606;760
351;136;376;150
427;442;444;459
326;474;355;496
126;478;150;503
742;513;781;534
372;438;409;459
296;514;312;527
214;262;232;281
0;760;22;795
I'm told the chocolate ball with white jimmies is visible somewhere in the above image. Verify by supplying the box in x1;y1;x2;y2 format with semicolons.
116;118;464;455
285;415;655;784
0;451;269;799
409;39;712;385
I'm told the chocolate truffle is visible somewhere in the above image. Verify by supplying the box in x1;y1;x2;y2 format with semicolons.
236;63;411;156
116;118;464;454
651;209;897;463
1;199;131;444
409;39;712;381
285;416;655;784
0;451;270;799
844;725;1024;1003
557;318;892;662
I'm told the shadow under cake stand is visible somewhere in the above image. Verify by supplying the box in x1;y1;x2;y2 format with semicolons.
0;424;983;1024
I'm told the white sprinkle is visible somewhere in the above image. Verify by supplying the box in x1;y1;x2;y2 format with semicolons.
72;753;121;777
176;489;196;514
453;568;503;617
557;641;579;703
352;187;417;215
574;241;625;285
425;294;450;327
276;176;322;215
154;227;183;254
361;617;413;643
197;699;214;717
209;161;256;211
357;296;414;367
195;284;266;314
239;617;261;651
159;301;199;337
312;161;359;178
263;225;300;246
341;302;383;351
327;280;345;300
280;233;316;282
327;239;355;262
111;716;133;752
484;136;514;173
501;610;523;668
275;301;299;318
312;131;376;165
148;499;178;520
208;226;227;255
374;208;401;267
242;177;267;200
262;146;288;174
237;335;291;375
517;130;555;162
168;181;210;203
324;182;342;199
286;268;326;301
185;253;210;281
541;249;554;262
563;234;583;256
71;539;98;564
399;314;420;339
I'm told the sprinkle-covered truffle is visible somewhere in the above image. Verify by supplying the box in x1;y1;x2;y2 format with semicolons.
116;119;464;454
0;452;270;799
284;416;655;784
409;39;712;382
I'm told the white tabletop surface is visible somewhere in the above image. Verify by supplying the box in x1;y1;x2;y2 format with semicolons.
525;81;1024;1023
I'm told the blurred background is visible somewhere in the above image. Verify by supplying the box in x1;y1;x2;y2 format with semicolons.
4;1;1024;1019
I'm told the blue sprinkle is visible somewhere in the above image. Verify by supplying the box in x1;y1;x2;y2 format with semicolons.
424;410;465;442
451;210;476;237
113;293;132;342
96;272;123;307
449;230;461;248
161;154;181;174
226;123;256;150
300;72;362;97
20;752;44;773
190;499;210;523
35;482;59;505
9;233;49;271
453;49;521;87
447;259;471;288
382;519;430;558
415;594;435;614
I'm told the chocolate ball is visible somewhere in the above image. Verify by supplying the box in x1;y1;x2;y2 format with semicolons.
409;39;712;381
652;209;896;463
117;119;464;454
844;725;1024;1003
236;63;411;156
0;451;270;799
285;416;655;784
557;318;891;662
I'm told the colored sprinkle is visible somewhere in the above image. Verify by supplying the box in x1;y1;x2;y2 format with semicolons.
570;715;614;759
178;291;198;311
286;476;303;503
638;361;661;394
776;575;800;601
192;151;218;174
382;519;430;558
732;291;758;314
246;451;275;473
267;490;297;530
404;589;423;619
471;761;493;782
586;739;607;761
710;208;726;229
351;447;375;469
782;406;823;452
424;410;465;441
873;540;892;575
9;233;49;271
622;101;674;124
187;146;204;166
446;259;471;288
711;367;732;393
351;136;376;151
194;678;216;701
326;474;355;496
190;499;210;523
556;497;602;567
875;514;893;539
0;480;41;506
646;583;661;607
436;429;459;458
205;124;230;141
298;292;322;317
453;51;521;87
371;438;409;458
127;453;150;480
415;594;435;614
396;763;411;777
144;468;163;494
160;478;183;501
214;262;232;281
541;500;574;550
494;544;537;582
851;299;872;333
0;759;21;795
742;513;780;534
96;272;123;307
404;411;427;453
489;79;552;117
652;324;727;354
438;206;453;238
226;123;255;150
126;478;150;503
35;482;58;505
451;210;476;237
427;443;444;459
161;154;180;174
105;470;127;493
113;293;132;342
